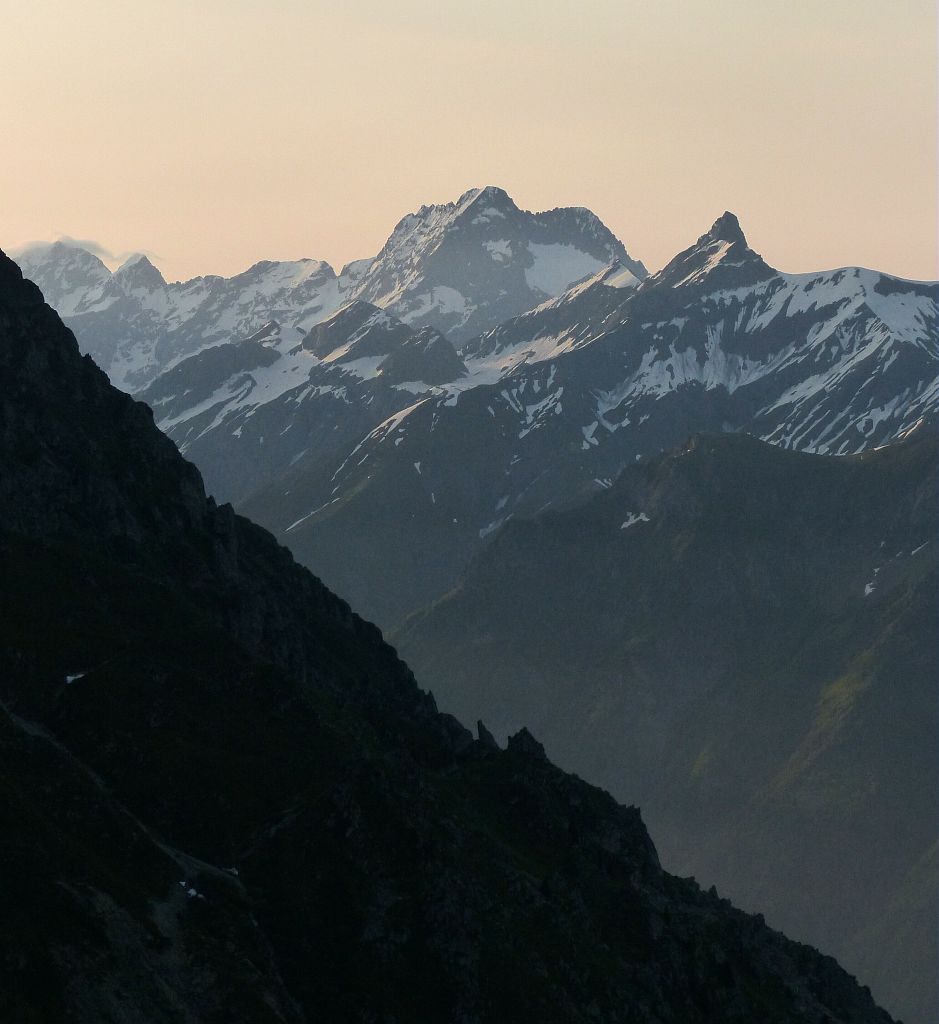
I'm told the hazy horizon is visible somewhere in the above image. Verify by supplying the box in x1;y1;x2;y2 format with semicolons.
3;0;936;283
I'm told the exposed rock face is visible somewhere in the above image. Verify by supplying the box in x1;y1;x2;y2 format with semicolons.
378;325;467;386
507;726;549;759
0;248;899;1022
132;300;468;508
301;298;412;358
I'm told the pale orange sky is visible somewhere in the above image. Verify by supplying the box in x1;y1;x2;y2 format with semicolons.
2;0;936;283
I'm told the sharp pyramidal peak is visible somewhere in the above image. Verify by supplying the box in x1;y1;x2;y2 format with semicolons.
708;210;748;245
648;210;775;291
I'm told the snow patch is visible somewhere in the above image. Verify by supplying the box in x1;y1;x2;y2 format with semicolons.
484;239;513;262
620;512;650;529
525;243;606;297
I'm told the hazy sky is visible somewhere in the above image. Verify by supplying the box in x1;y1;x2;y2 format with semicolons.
2;0;935;282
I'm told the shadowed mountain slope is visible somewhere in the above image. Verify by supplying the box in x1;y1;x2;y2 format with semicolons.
396;428;938;1024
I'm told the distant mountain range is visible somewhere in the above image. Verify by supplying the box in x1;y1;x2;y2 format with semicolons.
0;244;902;1022
15;186;640;392
395;427;938;1024
257;208;935;627
13;241;370;392
19;193;934;627
13;188;937;1023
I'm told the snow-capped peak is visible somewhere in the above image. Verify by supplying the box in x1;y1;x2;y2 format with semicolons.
14;241;114;317
19;239;110;277
114;253;167;291
453;185;519;219
350;186;642;344
115;252;154;273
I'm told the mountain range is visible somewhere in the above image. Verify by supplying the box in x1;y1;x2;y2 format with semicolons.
15;186;640;393
247;208;936;627
12;187;937;1022
0;244;903;1021
18;192;935;630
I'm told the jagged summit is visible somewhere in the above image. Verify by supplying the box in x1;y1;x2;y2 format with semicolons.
14;188;645;383
708;210;747;245
455;184;516;212
352;185;639;342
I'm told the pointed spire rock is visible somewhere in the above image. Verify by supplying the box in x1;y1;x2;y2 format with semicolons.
708;211;747;246
647;211;774;290
476;719;500;750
